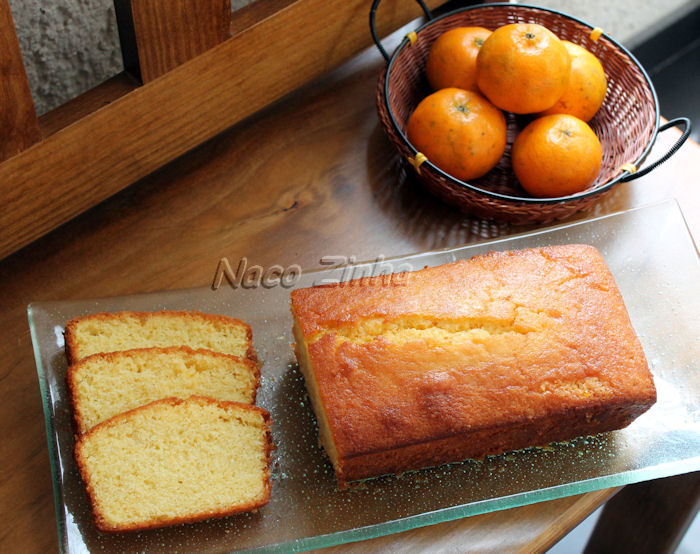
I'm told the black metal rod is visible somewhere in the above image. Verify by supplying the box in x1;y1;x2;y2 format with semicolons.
622;117;692;181
370;0;433;63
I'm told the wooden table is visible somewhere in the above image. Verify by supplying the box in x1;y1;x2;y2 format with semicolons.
0;39;697;553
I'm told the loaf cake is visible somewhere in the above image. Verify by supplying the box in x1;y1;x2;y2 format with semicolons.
68;346;260;434
64;310;255;364
290;244;656;485
75;396;272;532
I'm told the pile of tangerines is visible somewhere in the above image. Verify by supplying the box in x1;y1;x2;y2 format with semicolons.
406;23;607;198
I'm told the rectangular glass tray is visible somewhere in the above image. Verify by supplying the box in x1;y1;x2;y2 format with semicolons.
29;200;700;553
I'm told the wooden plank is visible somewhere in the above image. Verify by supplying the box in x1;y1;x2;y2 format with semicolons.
117;0;232;82
38;73;139;137
525;488;618;553
0;0;442;260
229;0;296;35
0;0;40;160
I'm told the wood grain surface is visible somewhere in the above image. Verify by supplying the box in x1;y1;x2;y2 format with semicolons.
124;0;232;82
38;73;140;137
0;0;443;261
0;24;697;553
0;0;40;160
229;0;296;35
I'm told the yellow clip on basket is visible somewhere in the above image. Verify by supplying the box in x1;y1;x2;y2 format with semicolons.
589;27;604;42
408;152;428;174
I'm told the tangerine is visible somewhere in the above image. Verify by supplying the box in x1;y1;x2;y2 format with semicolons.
406;88;506;182
476;23;570;114
512;114;602;197
539;41;607;121
425;27;492;91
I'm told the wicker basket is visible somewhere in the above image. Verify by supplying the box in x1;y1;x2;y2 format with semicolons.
371;1;691;224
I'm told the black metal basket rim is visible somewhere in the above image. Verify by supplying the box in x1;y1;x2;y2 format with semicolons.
382;2;661;205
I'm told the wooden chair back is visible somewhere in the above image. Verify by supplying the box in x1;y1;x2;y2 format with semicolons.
0;0;441;260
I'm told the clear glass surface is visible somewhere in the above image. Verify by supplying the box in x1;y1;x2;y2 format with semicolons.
28;200;700;553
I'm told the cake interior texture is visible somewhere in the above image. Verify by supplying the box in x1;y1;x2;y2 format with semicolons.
64;310;254;363
75;396;272;532
68;346;259;434
290;244;656;485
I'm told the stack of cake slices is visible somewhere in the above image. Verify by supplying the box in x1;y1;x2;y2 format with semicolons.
64;310;272;532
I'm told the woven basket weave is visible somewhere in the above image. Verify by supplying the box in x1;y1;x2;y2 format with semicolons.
375;2;662;224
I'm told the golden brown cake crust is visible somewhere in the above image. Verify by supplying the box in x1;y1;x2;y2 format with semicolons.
64;310;256;365
66;346;261;435
290;245;656;485
74;396;273;533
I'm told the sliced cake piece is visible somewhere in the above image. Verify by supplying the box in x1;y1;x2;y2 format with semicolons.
68;346;260;434
75;396;272;532
64;310;255;364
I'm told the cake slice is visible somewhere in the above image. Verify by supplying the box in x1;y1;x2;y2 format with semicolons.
75;396;272;532
290;244;656;485
68;346;260;434
64;310;255;364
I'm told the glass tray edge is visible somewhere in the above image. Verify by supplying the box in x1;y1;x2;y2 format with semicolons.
249;458;700;553
27;304;68;554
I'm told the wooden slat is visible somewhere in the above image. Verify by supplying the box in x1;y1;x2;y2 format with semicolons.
119;0;232;82
229;0;296;35
0;0;442;260
38;73;139;137
0;0;40;160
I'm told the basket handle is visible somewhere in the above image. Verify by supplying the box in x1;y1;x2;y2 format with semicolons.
370;0;433;63
621;117;692;182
